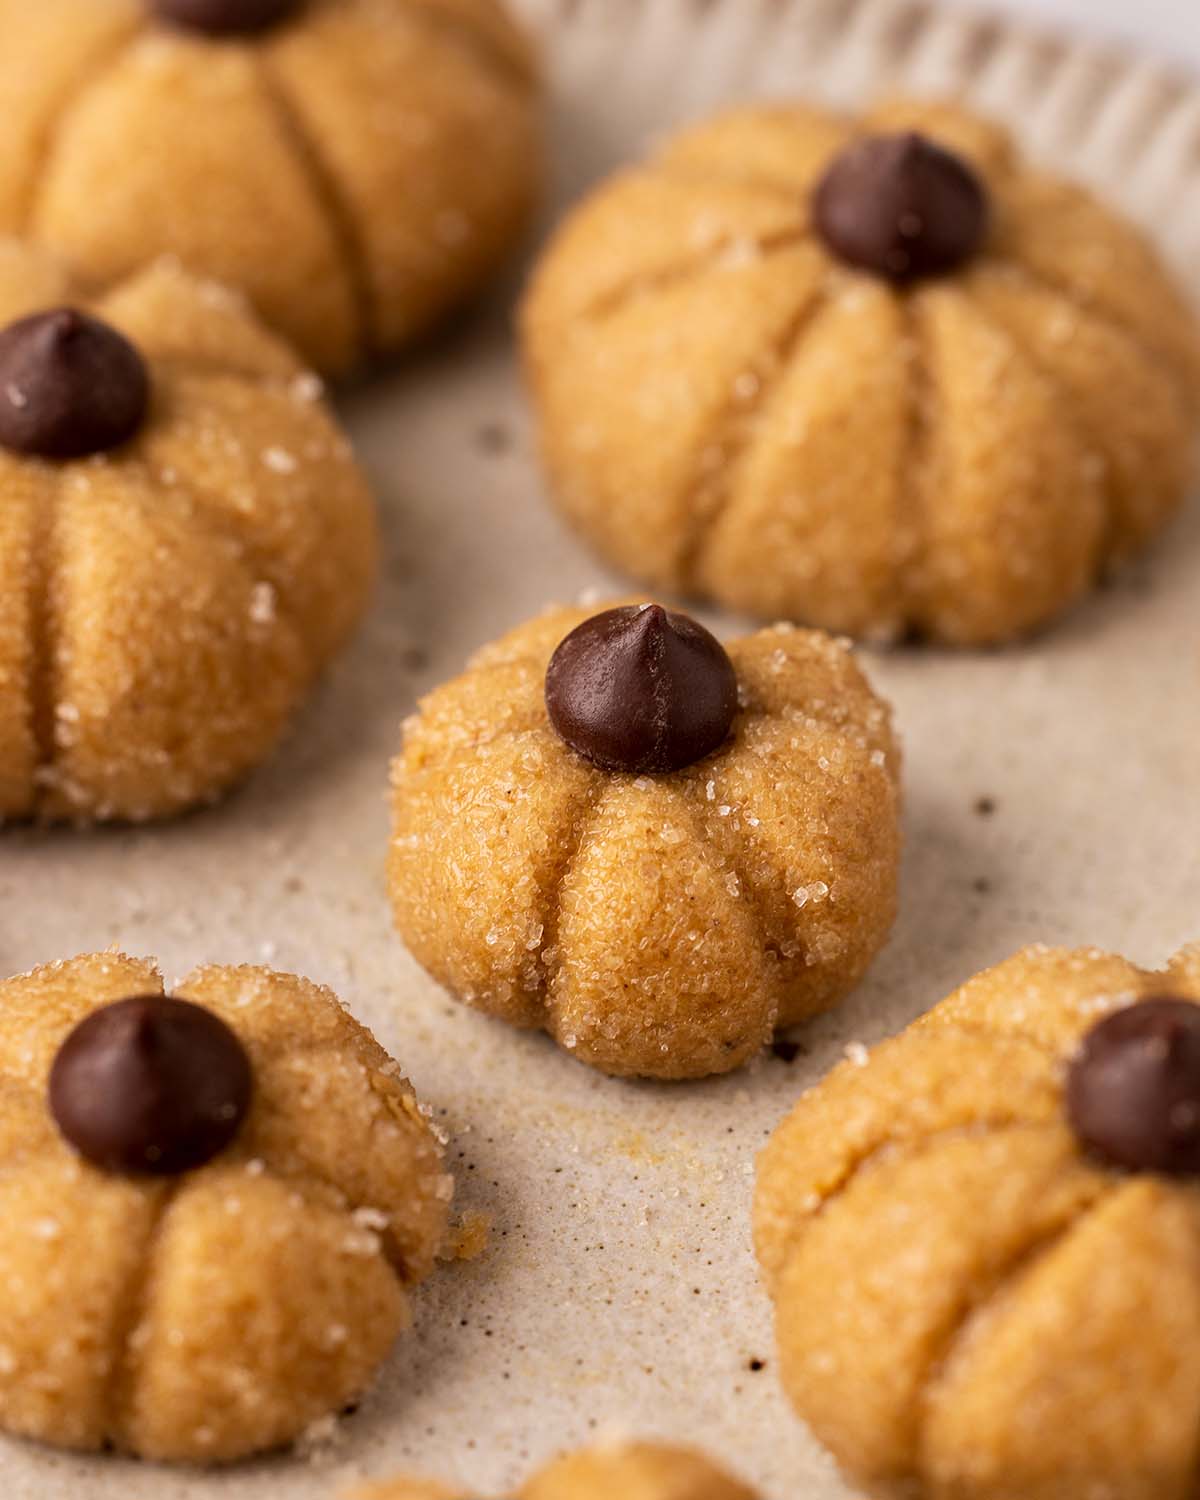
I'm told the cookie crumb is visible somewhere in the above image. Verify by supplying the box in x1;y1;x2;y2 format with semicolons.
444;1210;492;1262
475;422;512;455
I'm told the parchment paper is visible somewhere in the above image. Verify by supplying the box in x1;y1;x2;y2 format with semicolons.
2;0;1199;1495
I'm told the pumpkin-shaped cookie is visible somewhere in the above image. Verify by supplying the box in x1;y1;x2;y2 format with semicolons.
348;1440;758;1499
0;950;451;1463
389;601;900;1080
521;98;1200;646
755;942;1200;1500
0;0;541;375
0;239;376;823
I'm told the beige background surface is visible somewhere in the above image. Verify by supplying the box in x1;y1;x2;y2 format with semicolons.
942;0;1200;74
2;0;1199;1495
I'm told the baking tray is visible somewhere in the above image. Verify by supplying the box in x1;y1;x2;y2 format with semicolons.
3;0;1199;1495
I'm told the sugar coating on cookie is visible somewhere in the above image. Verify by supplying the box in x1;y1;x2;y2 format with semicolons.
0;950;452;1463
0;0;542;374
0;238;377;823
348;1439;759;1498
521;97;1200;646
389;600;900;1080
754;941;1200;1500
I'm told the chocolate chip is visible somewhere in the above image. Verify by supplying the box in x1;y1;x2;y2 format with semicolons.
1066;998;1200;1176
545;604;738;774
0;309;149;460
813;132;988;282
49;996;253;1176
150;0;301;34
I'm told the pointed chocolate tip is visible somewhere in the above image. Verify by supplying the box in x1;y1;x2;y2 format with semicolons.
1067;997;1200;1177
813;130;988;282
49;995;253;1177
545;604;738;774
0;307;150;460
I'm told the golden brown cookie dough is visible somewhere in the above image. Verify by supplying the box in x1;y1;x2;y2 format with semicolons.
0;950;452;1464
755;941;1200;1500
521;98;1200;646
389;600;900;1080
0;0;541;375
348;1439;759;1499
0;238;377;823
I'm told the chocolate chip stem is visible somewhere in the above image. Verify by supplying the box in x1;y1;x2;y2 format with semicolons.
545;604;738;774
49;996;253;1176
1067;998;1200;1176
813;132;988;282
0;309;149;459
